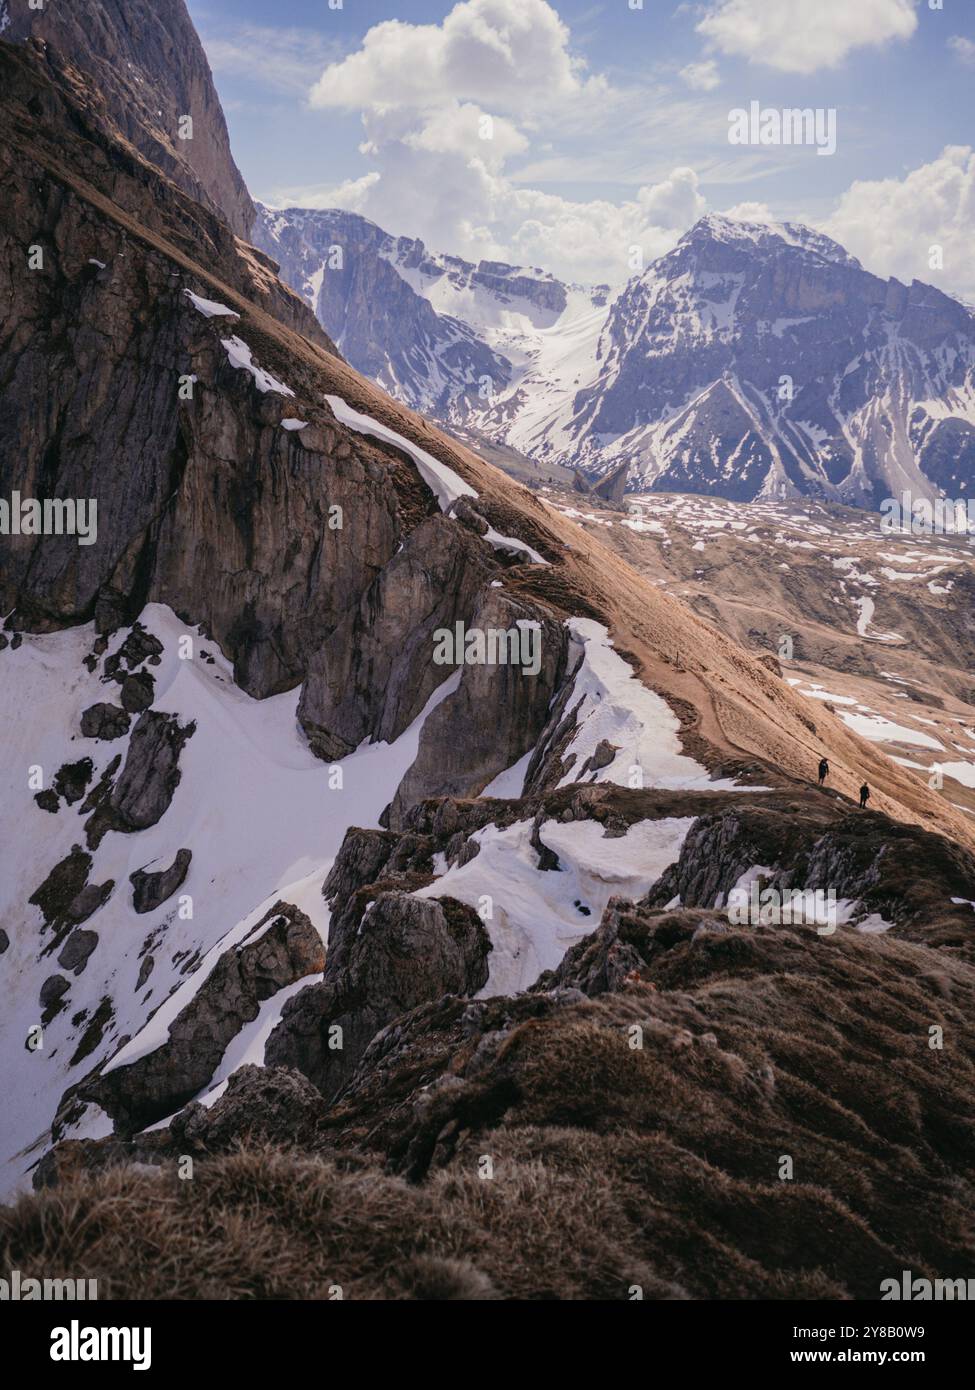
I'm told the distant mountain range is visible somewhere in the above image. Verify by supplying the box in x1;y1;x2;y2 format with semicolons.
255;207;975;509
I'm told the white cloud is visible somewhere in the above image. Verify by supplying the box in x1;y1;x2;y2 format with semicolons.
276;141;706;285
679;59;720;91
696;0;917;75
822;147;975;302
404;102;528;172
292;0;709;284
309;0;605;114
636;168;707;229
722;200;775;223
949;36;975;68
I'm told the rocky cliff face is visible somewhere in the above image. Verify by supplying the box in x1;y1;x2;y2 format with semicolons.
548;215;975;507
5;0;253;238
253;205;513;417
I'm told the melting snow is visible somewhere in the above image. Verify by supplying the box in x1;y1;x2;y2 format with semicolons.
839;711;943;750
557;619;750;791
416;815;695;993
221;336;294;396
325;392;548;564
185;289;239;319
0;605;457;1194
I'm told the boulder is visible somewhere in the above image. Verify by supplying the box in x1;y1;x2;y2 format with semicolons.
80;703;131;741
130;849;192;914
57;930;99;976
266;891;491;1100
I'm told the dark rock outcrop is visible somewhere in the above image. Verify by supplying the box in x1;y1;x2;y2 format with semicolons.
6;0;255;238
65;882;114;926
130;849;192;915
170;1065;328;1154
88;902;324;1133
266;892;491;1101
385;588;570;828
53;759;94;806
119;672;155;714
39;974;70;1024
95;712;195;839
29;847;98;941
645;800;975;955
80;703;131;741
297;514;494;760
57;930;99;977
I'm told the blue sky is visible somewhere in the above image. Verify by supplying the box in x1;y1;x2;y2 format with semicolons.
187;0;975;293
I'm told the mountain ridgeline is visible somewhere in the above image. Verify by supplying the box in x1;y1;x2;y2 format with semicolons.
257;207;975;510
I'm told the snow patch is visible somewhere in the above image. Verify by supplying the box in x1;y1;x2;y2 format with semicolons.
221;336;294;396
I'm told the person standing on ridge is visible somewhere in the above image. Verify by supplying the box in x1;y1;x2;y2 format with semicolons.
859;783;870;809
818;757;829;786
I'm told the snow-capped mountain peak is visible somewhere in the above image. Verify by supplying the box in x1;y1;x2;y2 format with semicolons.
256;204;975;509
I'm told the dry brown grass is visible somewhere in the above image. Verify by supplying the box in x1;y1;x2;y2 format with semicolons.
0;1145;679;1301
5;921;974;1300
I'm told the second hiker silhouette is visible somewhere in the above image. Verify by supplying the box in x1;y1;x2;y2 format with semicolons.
860;783;870;809
818;757;829;785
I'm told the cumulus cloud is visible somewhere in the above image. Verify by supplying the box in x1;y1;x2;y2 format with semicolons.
295;0;709;284
822;147;975;302
679;59;720;91
696;0;917;75
309;0;604;114
295;133;706;284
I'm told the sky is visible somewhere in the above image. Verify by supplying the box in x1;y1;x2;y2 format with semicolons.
187;0;975;296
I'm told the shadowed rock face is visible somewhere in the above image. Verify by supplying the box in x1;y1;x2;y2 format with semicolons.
265;892;491;1101
130;849;192;915
89;902;324;1133
105;712;195;834
80;703;131;741
5;0;254;237
297;513;495;760
0;46;563;806
385;588;570;828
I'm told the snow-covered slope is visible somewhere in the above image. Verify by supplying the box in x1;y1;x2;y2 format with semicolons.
0;596;758;1194
252;203;612;428
0;605;462;1194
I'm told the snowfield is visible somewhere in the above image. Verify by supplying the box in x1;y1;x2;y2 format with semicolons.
0;605;458;1196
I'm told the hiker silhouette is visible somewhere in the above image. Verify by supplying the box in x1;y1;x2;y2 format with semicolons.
859;783;870;809
818;757;829;785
